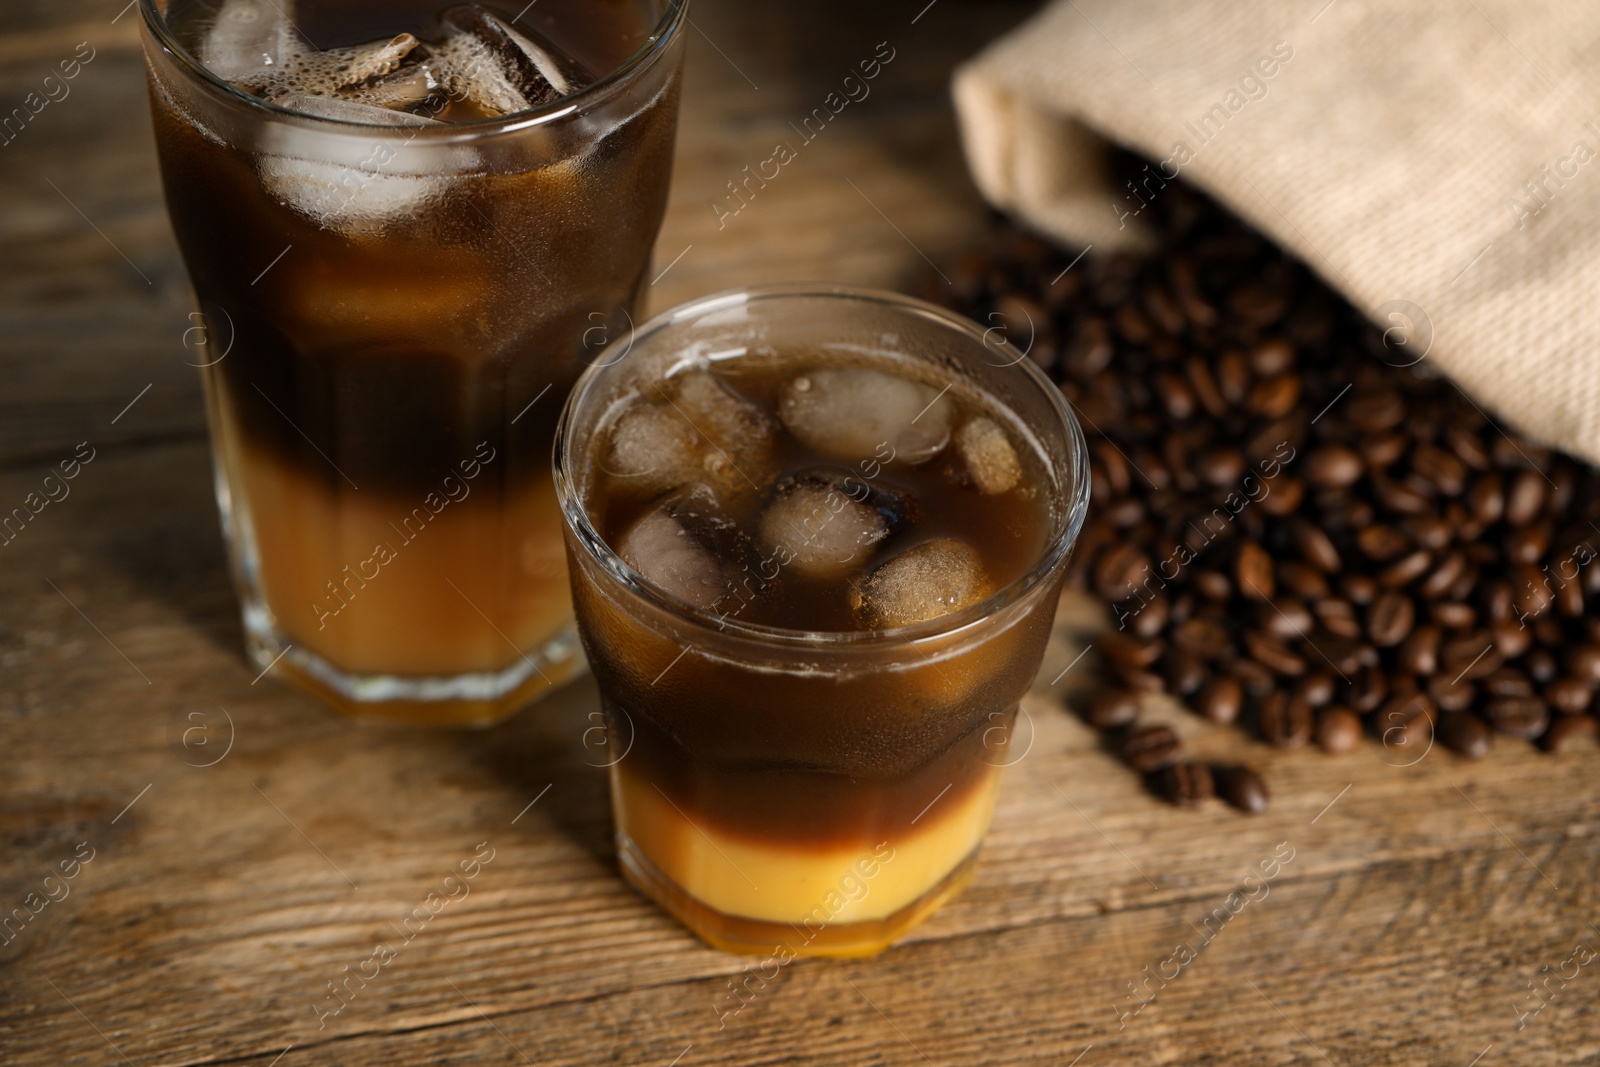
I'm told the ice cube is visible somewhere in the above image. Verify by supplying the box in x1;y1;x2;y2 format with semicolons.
954;417;1023;494
666;371;776;489
603;400;701;493
436;4;595;116
851;538;992;628
759;469;896;580
198;0;298;89
616;486;737;610
778;367;954;466
331;33;421;88
257;93;447;233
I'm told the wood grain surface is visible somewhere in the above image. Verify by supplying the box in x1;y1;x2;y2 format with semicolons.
4;2;1599;1065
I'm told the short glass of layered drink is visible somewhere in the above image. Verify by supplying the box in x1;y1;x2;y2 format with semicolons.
555;287;1090;956
139;0;687;725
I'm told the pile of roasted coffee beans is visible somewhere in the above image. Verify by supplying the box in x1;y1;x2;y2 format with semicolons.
924;167;1600;813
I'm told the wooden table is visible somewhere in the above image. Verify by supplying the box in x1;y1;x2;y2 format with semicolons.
4;2;1599;1064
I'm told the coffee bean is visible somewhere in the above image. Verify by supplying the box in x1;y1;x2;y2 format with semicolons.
1086;689;1141;729
1442;632;1501;680
1231;657;1278;697
1213;765;1269;813
1314;598;1362;639
1427;673;1475;713
1394;624;1441;676
1165;650;1206;696
1485;697;1550;739
1484;667;1534;698
1259;598;1313;640
1130;595;1169;638
1156;761;1214;808
1544;676;1592;715
1362;432;1408;469
1344;575;1379;606
1122;724;1182;772
1376;693;1435;753
1556;575;1585;617
1279;561;1331;600
1417;551;1467;600
1524;649;1559;684
1542;714;1598;752
1513;563;1553;619
1172;617;1232;658
1291;519;1341;572
1117;667;1167;693
1348;390;1405;432
1295;671;1337;708
1357;525;1410;561
1315;706;1363;754
1373;475;1430;515
1411;444;1467;495
1249;337;1294;375
1467;473;1505;525
1348;665;1388;713
1569;644;1600;683
1367;592;1416;647
1430;601;1476;630
1260;690;1313;748
1193;569;1232;601
1379;549;1432;588
1244;631;1307;676
1492;621;1531;659
1098;629;1164;670
1095;543;1150;602
1316;633;1367;676
1196;675;1244;724
1403;515;1453;552
1445;426;1491;470
1306;445;1363;489
1248;375;1300;418
1155;372;1197;420
1437;711;1491;758
1197;446;1247;488
1258;476;1305;517
1186;357;1228;417
1503;523;1550;565
1236;541;1275;599
1216;348;1251;403
1504;469;1548;527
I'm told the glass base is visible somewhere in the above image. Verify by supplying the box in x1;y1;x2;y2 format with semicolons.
616;832;979;959
243;602;585;727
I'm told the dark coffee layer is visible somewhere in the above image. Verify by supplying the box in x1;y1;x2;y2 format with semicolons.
149;28;679;496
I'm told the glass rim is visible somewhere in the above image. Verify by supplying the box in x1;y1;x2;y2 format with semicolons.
553;283;1093;651
138;0;689;137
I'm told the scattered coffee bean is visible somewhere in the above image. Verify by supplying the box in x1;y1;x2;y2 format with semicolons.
1197;675;1244;725
1542;714;1598;752
1213;765;1269;813
1122;724;1182;772
1086;689;1141;729
1484;697;1550;739
936;181;1600;814
1314;706;1362;754
1157;761;1215;808
1367;592;1416;647
1437;711;1492;758
1260;691;1314;748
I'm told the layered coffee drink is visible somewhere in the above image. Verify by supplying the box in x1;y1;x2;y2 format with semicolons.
557;289;1088;956
140;0;686;723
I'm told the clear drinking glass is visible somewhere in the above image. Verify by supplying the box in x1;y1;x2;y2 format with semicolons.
555;286;1091;956
139;0;688;725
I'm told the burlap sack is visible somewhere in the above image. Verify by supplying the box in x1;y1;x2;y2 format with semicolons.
953;0;1600;466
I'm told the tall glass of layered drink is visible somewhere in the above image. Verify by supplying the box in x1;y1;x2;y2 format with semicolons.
555;287;1090;956
139;0;686;724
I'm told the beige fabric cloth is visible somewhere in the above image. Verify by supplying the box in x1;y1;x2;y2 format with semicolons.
953;0;1600;465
